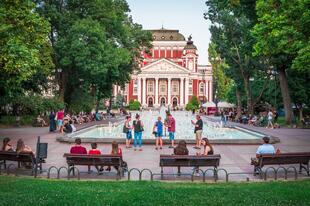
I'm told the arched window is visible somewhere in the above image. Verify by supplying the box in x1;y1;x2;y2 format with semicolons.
188;79;193;95
199;82;205;95
188;60;194;70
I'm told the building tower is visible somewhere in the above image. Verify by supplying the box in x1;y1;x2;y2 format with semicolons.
182;35;198;72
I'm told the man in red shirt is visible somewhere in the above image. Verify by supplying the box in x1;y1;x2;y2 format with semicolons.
167;113;176;148
70;138;87;154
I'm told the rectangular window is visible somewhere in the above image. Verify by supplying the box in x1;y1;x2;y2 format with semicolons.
133;80;138;95
189;80;193;95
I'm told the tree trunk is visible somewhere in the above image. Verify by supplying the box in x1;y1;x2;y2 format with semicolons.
297;104;303;123
236;89;242;120
278;67;292;125
59;71;66;101
243;78;254;115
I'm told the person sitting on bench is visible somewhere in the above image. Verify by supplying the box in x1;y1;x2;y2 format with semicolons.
256;136;275;157
88;143;103;173
70;138;87;154
173;140;189;155
2;137;14;151
16;139;33;168
106;141;123;172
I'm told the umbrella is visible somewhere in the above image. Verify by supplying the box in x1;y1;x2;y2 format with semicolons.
202;102;216;108
218;101;234;108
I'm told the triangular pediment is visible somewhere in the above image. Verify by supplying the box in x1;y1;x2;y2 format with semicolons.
141;59;190;74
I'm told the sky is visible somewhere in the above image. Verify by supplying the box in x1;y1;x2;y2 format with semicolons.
127;0;212;65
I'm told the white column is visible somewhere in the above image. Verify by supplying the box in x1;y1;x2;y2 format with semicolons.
137;78;141;103
142;78;146;106
209;81;213;102
205;81;208;102
184;78;189;104
180;78;184;106
167;78;171;105
155;77;159;106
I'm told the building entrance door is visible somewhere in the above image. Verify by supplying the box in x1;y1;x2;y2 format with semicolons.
148;97;153;107
160;97;166;106
172;97;178;108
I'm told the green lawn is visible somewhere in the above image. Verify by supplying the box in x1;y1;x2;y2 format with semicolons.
0;176;309;206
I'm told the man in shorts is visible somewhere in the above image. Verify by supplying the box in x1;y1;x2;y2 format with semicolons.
191;115;203;149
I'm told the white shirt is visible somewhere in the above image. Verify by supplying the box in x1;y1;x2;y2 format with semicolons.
268;111;273;120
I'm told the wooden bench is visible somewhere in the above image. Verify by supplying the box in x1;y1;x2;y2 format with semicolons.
159;154;221;177
0;151;45;176
63;153;124;178
252;152;310;176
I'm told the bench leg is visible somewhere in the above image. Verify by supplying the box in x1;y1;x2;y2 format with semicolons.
214;167;218;181
177;166;181;176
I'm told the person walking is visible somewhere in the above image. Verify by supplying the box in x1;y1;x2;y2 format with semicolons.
167;113;176;148
56;108;65;131
191;115;203;149
133;114;144;151
153;116;163;150
49;111;56;132
123;116;132;148
266;109;274;129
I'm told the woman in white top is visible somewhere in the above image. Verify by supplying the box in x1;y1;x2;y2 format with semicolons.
267;110;274;129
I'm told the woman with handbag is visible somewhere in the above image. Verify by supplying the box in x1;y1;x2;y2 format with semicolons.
153;116;163;150
133;113;144;151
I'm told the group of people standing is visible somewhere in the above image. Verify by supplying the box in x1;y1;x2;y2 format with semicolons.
49;109;76;134
123;112;205;151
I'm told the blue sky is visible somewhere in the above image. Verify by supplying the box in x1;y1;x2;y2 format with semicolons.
127;0;212;64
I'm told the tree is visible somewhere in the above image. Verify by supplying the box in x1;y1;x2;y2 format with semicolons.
35;0;152;111
252;0;310;124
205;0;271;115
185;96;200;111
0;0;53;105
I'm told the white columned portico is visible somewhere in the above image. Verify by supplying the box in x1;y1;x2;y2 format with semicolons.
180;78;184;106
155;77;159;106
184;78;189;105
167;78;171;105
142;78;146;106
137;77;141;103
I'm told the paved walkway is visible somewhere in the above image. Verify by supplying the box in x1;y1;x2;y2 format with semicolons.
0;115;309;181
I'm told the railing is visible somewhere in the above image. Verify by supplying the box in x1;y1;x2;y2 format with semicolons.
0;165;306;182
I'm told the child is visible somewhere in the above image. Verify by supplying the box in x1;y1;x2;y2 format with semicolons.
153;116;163;150
88;143;103;173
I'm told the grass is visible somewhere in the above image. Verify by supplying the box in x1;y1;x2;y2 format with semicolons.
0;176;309;206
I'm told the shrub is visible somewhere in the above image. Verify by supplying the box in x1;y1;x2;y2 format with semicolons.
68;91;94;114
185;96;200;111
129;100;140;110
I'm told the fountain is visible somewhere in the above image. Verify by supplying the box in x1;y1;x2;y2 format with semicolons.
58;108;279;144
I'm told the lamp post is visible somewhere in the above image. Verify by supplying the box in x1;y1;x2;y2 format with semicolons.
214;90;219;116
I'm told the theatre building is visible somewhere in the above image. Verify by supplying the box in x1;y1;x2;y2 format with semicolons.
113;28;213;108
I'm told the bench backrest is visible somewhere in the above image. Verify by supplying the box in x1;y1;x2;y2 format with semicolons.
258;152;310;166
63;153;122;166
160;154;221;167
0;151;35;163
